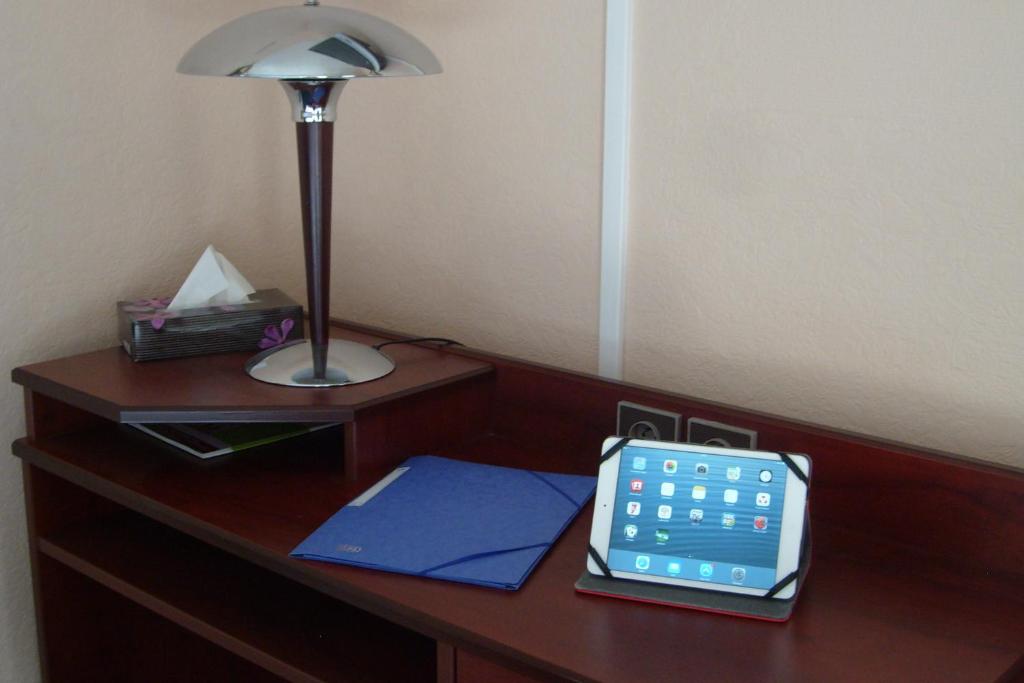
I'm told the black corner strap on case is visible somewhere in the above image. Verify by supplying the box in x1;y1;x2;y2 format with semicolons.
763;569;799;599
762;454;807;599
587;544;613;578
778;452;809;485
600;437;632;464
590;441;629;578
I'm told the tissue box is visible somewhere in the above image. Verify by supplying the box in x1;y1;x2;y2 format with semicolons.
118;289;304;362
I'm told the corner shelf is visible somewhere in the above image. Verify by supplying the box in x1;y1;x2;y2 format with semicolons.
11;326;492;424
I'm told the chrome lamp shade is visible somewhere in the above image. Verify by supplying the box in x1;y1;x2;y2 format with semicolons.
178;1;441;387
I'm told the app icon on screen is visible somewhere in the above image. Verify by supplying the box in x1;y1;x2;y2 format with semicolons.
692;485;707;501
689;509;704;523
660;482;676;497
663;460;678;474
627;501;641;516
756;492;771;507
726;466;741;481
657;504;673;520
694;463;709;476
721;513;736;528
667;561;682;575
699;563;714;578
731;567;746;582
655;528;670;544
635;555;651;570
624;524;638;539
759;469;773;483
632;456;647;471
723;488;738;504
629;479;644;494
753;516;768;531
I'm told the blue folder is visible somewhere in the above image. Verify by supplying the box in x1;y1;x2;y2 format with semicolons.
290;455;597;590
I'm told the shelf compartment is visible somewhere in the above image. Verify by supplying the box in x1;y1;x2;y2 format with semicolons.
38;511;435;683
37;555;285;683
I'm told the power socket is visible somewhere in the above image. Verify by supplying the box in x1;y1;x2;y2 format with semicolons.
617;402;681;442
687;418;757;449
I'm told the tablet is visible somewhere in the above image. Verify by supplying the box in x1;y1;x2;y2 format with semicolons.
588;438;810;599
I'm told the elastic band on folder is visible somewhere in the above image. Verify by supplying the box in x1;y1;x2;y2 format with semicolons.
587;544;613;577
600;438;631;464
420;542;552;578
778;453;809;485
526;471;584;509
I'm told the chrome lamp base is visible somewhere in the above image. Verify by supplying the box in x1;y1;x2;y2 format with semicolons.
245;339;395;387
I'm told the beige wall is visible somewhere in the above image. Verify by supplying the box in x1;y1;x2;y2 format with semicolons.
627;1;1024;468
326;0;604;373
0;2;305;679
1;0;1021;679
327;0;1024;470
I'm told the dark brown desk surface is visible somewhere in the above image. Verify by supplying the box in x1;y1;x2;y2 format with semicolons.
11;322;1024;682
13;426;1024;683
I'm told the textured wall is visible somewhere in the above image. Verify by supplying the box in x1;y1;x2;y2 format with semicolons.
0;2;304;679
627;1;1024;467
323;0;605;374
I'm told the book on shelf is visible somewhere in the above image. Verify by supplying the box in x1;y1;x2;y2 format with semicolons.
128;422;338;459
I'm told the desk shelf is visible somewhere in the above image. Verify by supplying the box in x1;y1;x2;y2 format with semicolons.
35;555;286;683
38;511;435;683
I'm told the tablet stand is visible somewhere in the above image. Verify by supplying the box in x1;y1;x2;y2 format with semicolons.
575;512;810;622
577;437;811;622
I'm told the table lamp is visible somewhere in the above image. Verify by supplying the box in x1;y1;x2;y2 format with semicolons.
178;1;441;387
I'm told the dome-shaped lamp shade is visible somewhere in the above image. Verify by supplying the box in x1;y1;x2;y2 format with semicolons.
177;2;442;80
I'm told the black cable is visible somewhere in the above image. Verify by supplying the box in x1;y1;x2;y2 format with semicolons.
372;337;464;351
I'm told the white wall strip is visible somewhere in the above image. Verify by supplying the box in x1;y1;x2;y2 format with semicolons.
598;0;633;380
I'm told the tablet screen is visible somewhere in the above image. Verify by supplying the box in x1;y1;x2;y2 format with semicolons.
606;444;791;589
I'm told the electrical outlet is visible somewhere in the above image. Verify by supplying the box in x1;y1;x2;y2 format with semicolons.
617;402;681;442
687;418;757;449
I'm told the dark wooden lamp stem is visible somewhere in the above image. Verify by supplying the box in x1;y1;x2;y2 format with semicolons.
296;121;333;380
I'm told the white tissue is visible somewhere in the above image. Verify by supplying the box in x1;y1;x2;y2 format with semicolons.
166;245;256;311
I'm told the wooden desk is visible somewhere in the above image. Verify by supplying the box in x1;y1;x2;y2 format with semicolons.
11;321;1024;682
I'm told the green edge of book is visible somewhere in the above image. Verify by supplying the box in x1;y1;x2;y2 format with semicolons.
128;422;338;459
